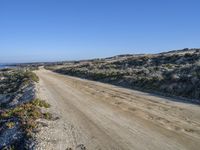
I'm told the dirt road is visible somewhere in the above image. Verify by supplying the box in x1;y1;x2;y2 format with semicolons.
35;69;200;150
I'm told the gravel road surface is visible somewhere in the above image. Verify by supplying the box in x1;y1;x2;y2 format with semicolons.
35;69;200;150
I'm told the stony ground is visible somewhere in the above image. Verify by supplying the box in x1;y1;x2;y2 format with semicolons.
34;69;200;150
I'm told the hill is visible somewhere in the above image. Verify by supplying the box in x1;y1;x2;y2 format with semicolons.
45;48;200;103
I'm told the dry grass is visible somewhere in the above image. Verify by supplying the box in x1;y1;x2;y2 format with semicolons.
0;98;52;138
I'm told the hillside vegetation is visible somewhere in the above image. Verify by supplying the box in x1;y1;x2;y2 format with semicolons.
48;48;200;103
0;70;39;95
0;69;51;150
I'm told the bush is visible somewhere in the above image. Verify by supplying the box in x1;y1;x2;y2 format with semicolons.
24;71;39;83
0;98;51;140
31;98;50;108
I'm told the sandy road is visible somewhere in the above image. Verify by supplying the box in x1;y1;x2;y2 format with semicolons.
35;69;200;150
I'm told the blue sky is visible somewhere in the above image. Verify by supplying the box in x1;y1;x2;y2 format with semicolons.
0;0;200;63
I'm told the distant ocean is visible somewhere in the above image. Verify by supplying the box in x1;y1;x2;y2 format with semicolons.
0;65;15;69
0;65;6;69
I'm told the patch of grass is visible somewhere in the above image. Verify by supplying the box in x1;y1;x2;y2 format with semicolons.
24;71;39;83
0;98;51;138
43;112;53;120
6;121;15;129
31;98;50;108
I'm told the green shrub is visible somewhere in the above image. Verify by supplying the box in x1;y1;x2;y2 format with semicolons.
31;98;50;108
6;121;15;129
24;71;39;83
0;98;51;139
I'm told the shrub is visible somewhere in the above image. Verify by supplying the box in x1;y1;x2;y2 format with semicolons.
0;98;51;141
24;71;39;83
31;99;50;108
6;121;15;129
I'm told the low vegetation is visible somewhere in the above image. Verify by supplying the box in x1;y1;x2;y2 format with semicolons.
1;98;51;135
50;48;200;103
0;69;51;150
0;69;39;95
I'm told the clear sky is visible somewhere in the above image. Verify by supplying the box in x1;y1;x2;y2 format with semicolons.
0;0;200;63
